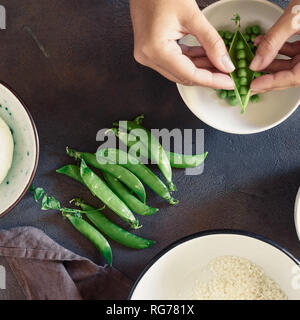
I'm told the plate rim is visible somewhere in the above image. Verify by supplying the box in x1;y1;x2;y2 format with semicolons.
128;229;300;300
0;80;40;218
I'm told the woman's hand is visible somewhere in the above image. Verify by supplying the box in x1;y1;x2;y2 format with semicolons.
130;0;235;89
250;0;300;94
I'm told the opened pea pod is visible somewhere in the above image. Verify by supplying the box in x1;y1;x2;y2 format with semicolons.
229;14;255;113
217;15;264;112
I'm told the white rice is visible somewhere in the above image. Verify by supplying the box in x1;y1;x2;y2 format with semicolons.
192;256;287;300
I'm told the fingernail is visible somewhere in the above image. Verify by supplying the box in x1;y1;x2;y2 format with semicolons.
250;54;264;71
222;54;235;72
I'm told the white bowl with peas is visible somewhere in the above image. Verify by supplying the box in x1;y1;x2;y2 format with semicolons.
0;82;39;217
177;0;300;134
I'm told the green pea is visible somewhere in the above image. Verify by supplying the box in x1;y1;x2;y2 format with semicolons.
239;77;248;86
252;25;261;35
251;34;257;42
243;34;250;42
228;90;236;97
237;49;246;59
254;71;262;78
237;59;247;68
238;68;247;78
246;26;252;34
225;31;233;40
236;40;245;50
228;96;238;106
218;30;225;38
240;86;248;95
219;90;228;99
250;94;260;103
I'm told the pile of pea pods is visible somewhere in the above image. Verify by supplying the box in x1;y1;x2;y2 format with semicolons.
216;15;263;110
32;115;207;266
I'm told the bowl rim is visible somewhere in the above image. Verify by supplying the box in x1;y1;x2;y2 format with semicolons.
294;188;300;240
177;0;300;135
128;229;300;299
0;81;39;218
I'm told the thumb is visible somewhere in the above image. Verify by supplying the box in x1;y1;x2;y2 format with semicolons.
250;11;295;71
187;12;235;73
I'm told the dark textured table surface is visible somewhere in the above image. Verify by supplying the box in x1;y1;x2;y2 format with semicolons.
0;0;299;283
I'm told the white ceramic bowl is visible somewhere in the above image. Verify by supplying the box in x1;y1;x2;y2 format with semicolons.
130;230;300;300
0;82;39;217
177;0;300;134
295;188;300;240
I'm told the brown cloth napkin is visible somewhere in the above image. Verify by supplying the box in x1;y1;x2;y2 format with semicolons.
0;227;133;300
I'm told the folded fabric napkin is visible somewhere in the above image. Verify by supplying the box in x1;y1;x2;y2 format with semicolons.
0;227;132;300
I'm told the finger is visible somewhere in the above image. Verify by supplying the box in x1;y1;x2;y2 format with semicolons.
264;59;294;73
279;41;300;57
250;11;295;71
251;63;300;92
256;36;300;58
265;55;300;72
179;44;206;58
187;11;235;73
150;64;183;84
159;47;234;89
189;56;214;69
254;35;264;46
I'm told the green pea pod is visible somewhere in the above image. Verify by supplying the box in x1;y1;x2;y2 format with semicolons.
229;14;255;113
56;164;85;185
113;115;176;192
111;128;207;170
74;199;155;249
66;147;146;203
102;171;158;216
57;163;140;229
79;160;140;229
65;214;112;266
167;151;208;168
97;148;178;205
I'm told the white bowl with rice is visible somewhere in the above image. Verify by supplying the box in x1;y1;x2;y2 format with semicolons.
129;230;300;300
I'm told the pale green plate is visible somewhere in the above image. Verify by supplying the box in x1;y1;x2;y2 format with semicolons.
0;82;39;217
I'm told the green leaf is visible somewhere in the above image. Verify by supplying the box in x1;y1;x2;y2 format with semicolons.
231;13;241;26
30;185;45;202
41;195;61;211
